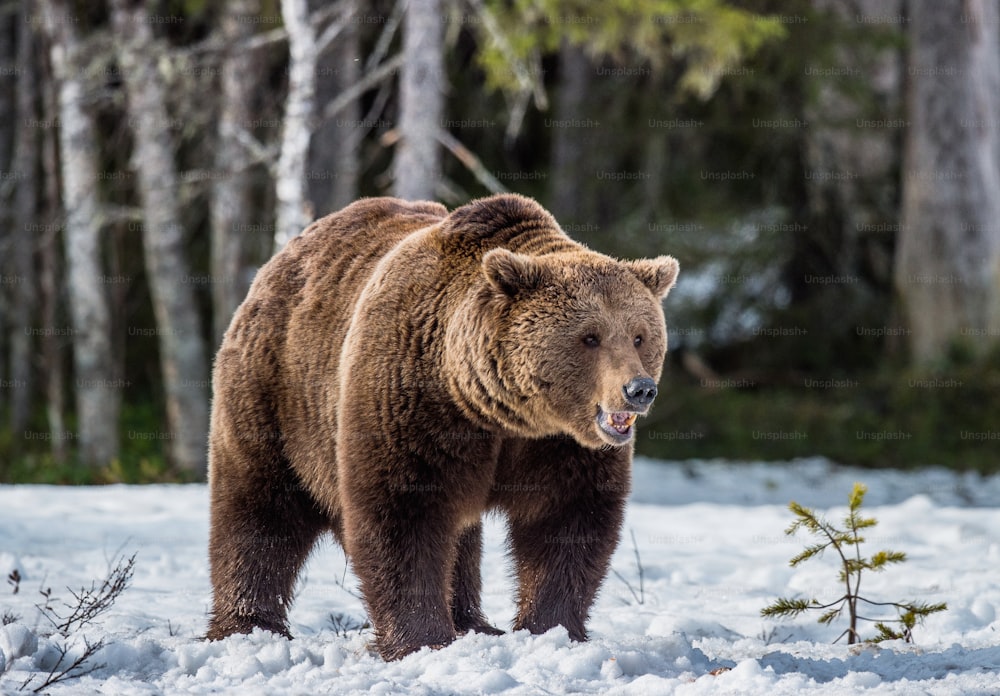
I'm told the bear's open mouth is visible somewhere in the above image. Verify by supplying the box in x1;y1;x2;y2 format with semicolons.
595;406;639;444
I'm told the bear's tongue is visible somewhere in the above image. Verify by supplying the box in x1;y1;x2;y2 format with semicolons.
607;411;638;434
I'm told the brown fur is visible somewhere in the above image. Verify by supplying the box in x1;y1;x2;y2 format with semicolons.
207;194;679;660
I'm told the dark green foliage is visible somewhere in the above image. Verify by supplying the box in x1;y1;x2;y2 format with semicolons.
0;0;991;481
476;0;785;99
1;403;193;484
761;483;947;644
638;357;1000;474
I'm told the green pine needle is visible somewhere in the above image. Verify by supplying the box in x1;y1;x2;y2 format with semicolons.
760;597;812;618
818;607;843;625
848;482;867;510
904;601;948;617
789;543;827;567
871;622;904;643
870;550;907;569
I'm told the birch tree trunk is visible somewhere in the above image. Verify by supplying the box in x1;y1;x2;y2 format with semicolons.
111;0;210;476
274;0;317;250
41;0;119;466
393;0;444;200
896;0;1000;363
40;47;67;462
8;0;39;434
211;0;261;346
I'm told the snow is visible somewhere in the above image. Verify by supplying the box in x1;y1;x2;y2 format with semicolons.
1;456;999;695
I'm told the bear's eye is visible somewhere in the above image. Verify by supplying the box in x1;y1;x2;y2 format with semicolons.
634;335;643;347
583;334;600;348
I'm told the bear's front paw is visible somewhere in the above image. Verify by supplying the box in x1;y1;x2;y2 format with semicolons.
514;614;587;642
378;630;457;661
206;613;292;641
459;620;505;637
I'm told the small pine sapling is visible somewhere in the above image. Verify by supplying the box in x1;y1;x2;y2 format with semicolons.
761;482;946;644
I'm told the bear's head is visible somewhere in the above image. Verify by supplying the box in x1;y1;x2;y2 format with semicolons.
480;247;679;449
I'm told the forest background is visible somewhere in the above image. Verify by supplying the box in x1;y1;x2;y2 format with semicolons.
1;0;998;482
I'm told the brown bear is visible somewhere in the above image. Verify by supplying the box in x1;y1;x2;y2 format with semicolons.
206;193;679;660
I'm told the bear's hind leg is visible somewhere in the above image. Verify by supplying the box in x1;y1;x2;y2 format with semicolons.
207;462;329;640
450;522;503;636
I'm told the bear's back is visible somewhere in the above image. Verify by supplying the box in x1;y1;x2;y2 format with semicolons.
213;199;448;495
220;198;447;350
295;198;448;276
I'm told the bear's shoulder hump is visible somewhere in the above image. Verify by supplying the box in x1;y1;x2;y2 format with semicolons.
439;194;560;244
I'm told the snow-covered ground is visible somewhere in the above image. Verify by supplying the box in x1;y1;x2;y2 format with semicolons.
1;457;999;695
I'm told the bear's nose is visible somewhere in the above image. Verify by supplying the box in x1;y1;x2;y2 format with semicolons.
623;376;657;407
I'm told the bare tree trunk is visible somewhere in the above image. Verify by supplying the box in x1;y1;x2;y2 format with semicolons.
309;0;360;214
0;0;15;407
393;0;444;200
40;43;67;462
41;0;120;466
328;15;361;211
549;42;592;225
8;0;39;435
896;0;1000;363
274;0;317;250
111;0;210;476
211;0;262;346
0;4;13;183
42;0;121;466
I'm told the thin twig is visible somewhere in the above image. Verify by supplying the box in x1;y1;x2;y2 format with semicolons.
610;528;645;605
365;0;404;73
228;124;278;171
315;2;350;57
319;54;404;124
630;529;645;605
23;636;106;693
436;130;509;194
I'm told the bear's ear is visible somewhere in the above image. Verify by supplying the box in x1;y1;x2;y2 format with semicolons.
483;248;548;297
626;255;680;299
